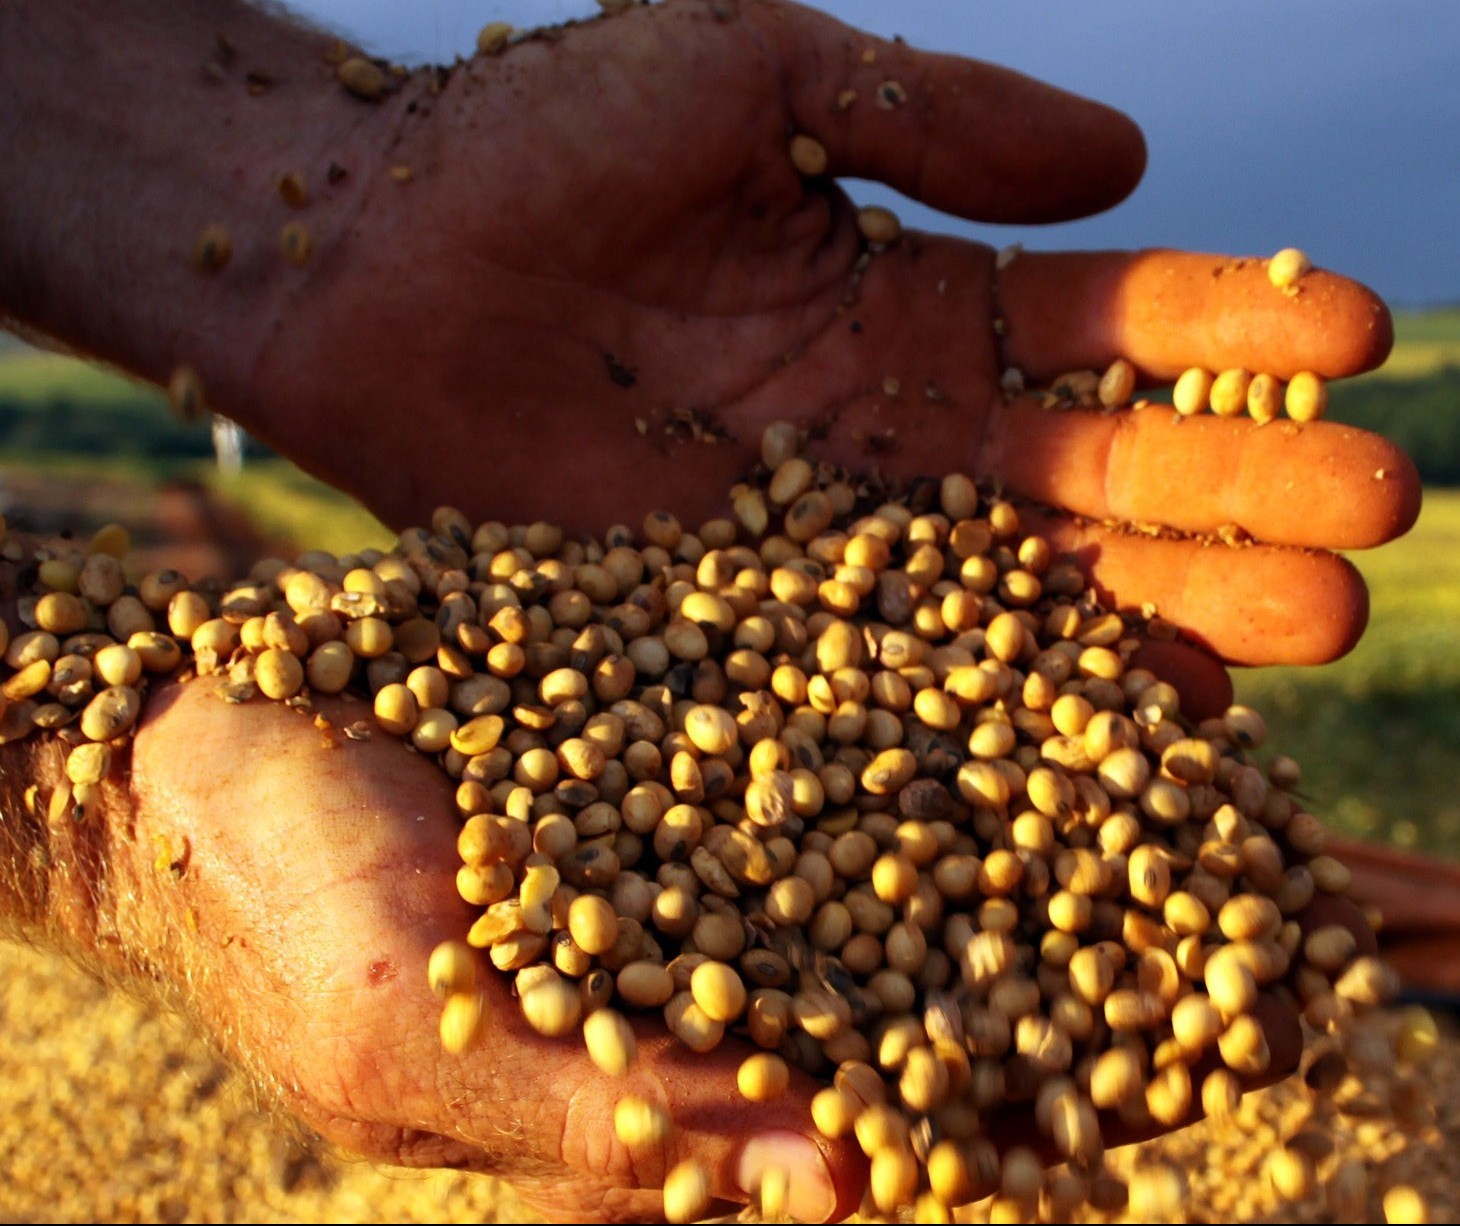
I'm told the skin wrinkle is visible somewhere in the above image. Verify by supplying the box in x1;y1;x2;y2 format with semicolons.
1099;404;1130;524
1229;412;1270;533
561;1078;635;1196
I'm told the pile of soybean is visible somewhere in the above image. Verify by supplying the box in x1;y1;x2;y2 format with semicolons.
0;421;1415;1223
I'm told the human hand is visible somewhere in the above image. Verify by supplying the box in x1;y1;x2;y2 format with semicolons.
108;677;1357;1224
0;0;1420;702
230;0;1419;702
107;678;863;1224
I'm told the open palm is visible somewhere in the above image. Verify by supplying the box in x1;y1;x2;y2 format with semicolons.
244;0;1417;693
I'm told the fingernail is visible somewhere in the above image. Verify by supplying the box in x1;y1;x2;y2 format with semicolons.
736;1130;837;1224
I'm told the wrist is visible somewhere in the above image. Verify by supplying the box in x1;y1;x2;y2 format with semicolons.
0;719;137;975
0;535;161;982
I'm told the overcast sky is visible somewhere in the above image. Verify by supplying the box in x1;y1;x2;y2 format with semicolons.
286;0;1459;309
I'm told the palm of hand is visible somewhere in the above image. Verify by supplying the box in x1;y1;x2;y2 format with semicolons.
256;0;1132;525
253;0;1414;684
124;665;1364;1223
127;680;864;1223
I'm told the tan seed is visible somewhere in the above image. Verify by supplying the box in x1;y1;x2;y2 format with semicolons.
1217;1014;1270;1074
280;221;312;266
1172;367;1214;416
66;741;111;786
582;1007;636;1075
1097;358;1137;407
810;1085;859;1138
690;960;747;1023
1286;370;1328;422
373;682;419;735
611;1096;671;1157
1209;368;1252;417
519;971;582;1037
439;990;489;1055
789;133;829;176
663;1159;712;1224
256;647;304;700
79;685;141;742
568;893;619;955
337;56;388;100
1384;1185;1430;1225
192;223;232;273
737;1052;790;1102
427;939;477;996
870;1146;920;1215
857;205;901;245
277;171;309;208
1268;246;1312;291
1247;371;1282;423
476;21;513;53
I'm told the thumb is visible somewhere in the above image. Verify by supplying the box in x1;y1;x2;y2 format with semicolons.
529;1023;867;1222
750;0;1146;222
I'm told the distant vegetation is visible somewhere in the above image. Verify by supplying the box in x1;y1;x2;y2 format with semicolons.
1234;487;1460;860
1315;308;1460;485
0;348;265;475
1327;368;1460;485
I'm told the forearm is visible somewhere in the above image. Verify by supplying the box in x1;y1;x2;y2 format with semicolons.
0;0;401;410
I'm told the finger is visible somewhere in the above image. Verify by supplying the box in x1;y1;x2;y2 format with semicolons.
987;402;1421;551
756;1;1146;222
1297;891;1381;960
488;1009;865;1224
1126;640;1233;723
998;249;1394;381
1020;506;1371;667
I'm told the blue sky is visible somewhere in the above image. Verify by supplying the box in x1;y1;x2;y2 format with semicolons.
288;0;1460;308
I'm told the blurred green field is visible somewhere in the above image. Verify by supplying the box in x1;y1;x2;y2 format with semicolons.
1383;307;1460;376
1233;488;1460;860
0;318;1456;858
0;341;391;557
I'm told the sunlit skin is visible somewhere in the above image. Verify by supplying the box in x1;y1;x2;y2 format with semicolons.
0;0;1411;1220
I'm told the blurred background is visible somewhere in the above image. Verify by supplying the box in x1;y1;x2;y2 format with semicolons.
1;4;1457;1220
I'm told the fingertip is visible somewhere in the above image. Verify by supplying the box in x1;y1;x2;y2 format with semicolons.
641;1035;867;1222
1244;550;1370;666
763;2;1148;224
1252;991;1305;1081
1358;439;1423;544
1087;99;1147;215
1334;275;1394;375
734;1128;866;1224
1127;641;1232;722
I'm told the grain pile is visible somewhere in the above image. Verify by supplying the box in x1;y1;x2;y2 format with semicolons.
0;937;1456;1223
0;417;1434;1221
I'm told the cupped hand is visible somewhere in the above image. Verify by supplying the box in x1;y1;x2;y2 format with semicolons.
118;678;863;1223
241;0;1418;707
111;673;1368;1224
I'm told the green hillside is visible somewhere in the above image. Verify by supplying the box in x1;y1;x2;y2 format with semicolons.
1234;488;1460;859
